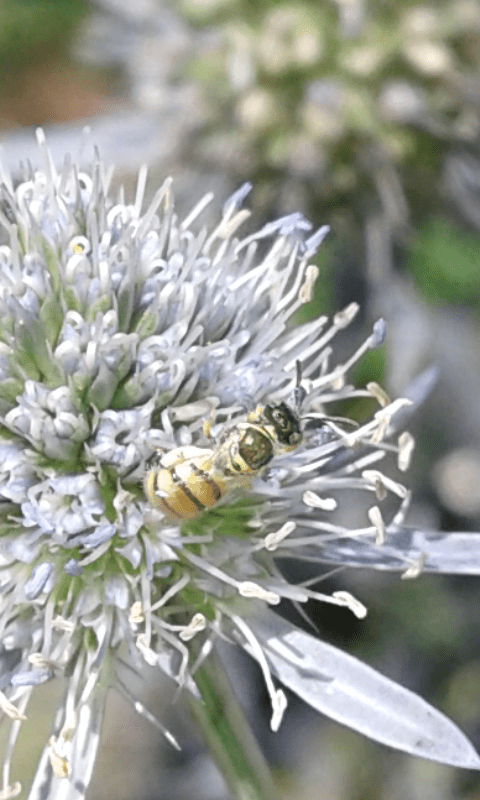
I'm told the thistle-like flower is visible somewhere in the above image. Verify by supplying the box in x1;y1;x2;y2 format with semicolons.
0;131;479;800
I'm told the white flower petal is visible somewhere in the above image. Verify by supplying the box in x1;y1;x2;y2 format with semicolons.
249;611;480;769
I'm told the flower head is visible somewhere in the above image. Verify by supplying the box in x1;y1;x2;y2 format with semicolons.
0;131;478;799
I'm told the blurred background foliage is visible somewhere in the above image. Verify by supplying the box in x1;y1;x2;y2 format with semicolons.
1;1;480;799
0;0;113;128
408;218;480;302
0;0;86;78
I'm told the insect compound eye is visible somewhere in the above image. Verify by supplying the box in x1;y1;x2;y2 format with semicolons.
264;402;302;446
266;406;289;430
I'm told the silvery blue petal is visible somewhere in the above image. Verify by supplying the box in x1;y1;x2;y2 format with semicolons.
11;668;52;686
26;678;108;800
104;576;129;609
79;524;116;549
304;224;330;253
398;366;439;417
312;527;480;575
260;212;313;238
248;611;480;769
24;562;53;599
370;318;387;347
64;558;83;576
115;540;143;569
223;182;252;213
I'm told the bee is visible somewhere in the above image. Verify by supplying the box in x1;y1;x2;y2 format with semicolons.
144;400;303;521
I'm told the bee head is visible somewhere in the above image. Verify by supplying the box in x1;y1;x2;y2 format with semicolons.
263;402;302;447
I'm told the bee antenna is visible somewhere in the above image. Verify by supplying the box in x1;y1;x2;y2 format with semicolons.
303;414;359;431
293;360;307;411
295;359;302;387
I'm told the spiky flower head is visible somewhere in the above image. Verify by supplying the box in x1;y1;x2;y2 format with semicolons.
0;131;478;799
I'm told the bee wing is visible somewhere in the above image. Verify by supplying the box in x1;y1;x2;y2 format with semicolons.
191;449;217;472
160;446;215;469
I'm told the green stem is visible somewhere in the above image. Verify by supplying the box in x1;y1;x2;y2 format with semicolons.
188;649;278;800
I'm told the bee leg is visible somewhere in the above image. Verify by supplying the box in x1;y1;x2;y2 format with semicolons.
158;449;187;469
247;405;264;423
203;411;215;440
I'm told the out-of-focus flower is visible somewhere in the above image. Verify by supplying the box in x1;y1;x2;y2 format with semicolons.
0;131;479;800
179;0;480;243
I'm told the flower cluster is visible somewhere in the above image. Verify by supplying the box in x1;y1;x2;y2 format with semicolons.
181;0;480;231
0;132;478;800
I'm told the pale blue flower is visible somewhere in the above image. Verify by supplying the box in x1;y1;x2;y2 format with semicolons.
0;131;479;800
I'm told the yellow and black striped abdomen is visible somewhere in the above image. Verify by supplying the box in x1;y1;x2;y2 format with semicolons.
144;449;227;521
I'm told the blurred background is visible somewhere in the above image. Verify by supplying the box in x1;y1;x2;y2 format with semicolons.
2;0;480;797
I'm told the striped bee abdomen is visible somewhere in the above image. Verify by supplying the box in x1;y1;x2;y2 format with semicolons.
144;449;226;521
